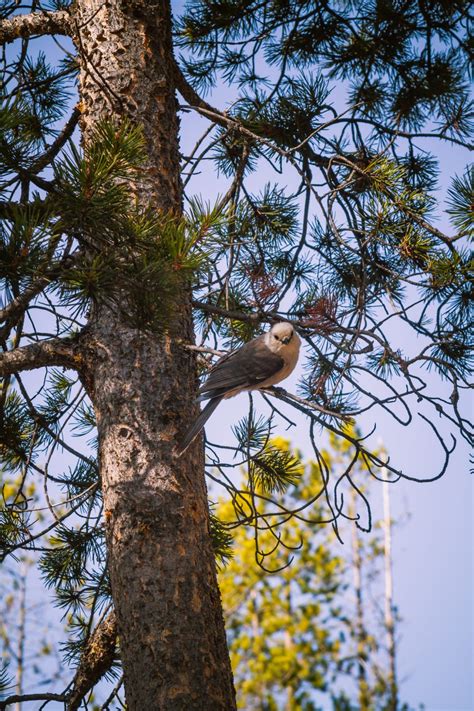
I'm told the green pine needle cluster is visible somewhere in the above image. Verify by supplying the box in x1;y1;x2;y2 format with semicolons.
47;120;219;330
250;446;303;495
209;511;234;567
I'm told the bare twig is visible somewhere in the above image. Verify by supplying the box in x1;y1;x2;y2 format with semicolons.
0;692;65;710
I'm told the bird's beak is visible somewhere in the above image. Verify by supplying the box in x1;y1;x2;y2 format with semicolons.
282;335;293;345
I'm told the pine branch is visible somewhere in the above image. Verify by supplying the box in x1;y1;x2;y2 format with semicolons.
330;117;473;151
67;611;118;711
337;153;460;249
0;139;57;193
264;386;350;422
29;106;81;175
191;299;265;324
0;197;52;222
174;58;330;170
0;335;84;377
0;9;72;45
173;58;229;132
0;254;79;337
0;693;66;710
174;59;300;156
14;372;97;468
16;169;57;194
0;278;54;330
1;481;99;562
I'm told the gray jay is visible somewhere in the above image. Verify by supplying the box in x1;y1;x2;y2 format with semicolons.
179;321;300;453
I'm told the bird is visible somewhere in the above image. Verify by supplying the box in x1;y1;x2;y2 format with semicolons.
178;321;301;454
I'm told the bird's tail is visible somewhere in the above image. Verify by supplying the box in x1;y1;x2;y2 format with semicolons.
177;397;221;455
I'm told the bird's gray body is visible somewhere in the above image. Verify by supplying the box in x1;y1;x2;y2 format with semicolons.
179;322;300;453
198;334;285;400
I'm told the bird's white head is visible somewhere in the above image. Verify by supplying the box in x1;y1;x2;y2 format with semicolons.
266;321;300;353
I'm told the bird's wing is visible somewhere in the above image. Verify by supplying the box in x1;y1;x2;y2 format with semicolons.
199;336;284;400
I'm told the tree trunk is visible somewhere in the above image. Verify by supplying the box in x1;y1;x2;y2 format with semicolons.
73;1;235;708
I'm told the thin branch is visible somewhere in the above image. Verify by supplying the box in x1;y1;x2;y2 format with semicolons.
0;693;65;710
173;59;229;132
191;299;267;324
29;106;81;175
326;116;473;150
0;10;72;46
0;252;79;336
0;277;55;329
264;386;351;422
181;343;226;357
98;677;124;711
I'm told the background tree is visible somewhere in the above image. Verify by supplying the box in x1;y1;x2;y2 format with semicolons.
327;434;408;711
218;435;413;711
217;436;344;711
0;476;62;707
0;1;471;709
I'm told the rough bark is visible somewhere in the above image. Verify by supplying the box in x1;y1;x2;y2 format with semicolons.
67;611;118;711
72;1;235;708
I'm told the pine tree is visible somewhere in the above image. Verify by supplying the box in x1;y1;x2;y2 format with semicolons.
0;1;471;709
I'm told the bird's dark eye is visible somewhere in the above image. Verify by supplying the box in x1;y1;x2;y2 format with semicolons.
274;334;279;340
